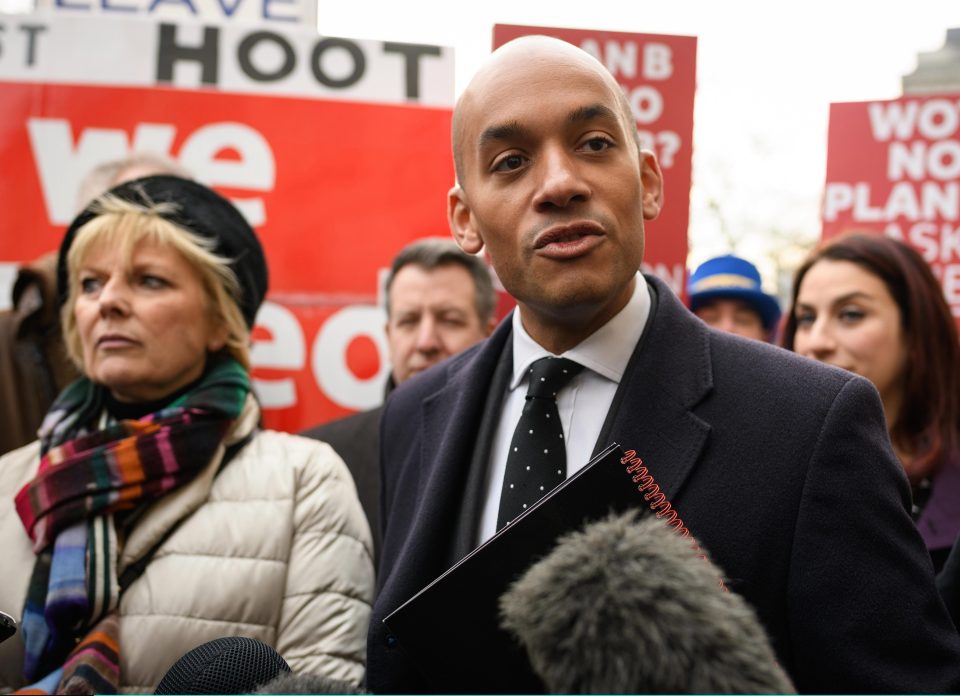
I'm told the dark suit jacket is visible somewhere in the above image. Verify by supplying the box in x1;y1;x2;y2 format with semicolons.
302;406;383;561
368;275;960;693
938;533;960;630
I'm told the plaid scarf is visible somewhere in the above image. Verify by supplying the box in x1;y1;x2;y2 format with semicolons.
14;358;250;694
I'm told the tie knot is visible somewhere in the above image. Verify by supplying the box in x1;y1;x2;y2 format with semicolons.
525;357;583;399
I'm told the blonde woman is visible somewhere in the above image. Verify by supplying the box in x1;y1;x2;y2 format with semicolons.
0;176;373;693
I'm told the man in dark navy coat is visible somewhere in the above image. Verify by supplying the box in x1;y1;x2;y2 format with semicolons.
367;36;960;693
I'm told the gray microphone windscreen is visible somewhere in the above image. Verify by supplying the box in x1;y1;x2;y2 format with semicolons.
499;510;796;694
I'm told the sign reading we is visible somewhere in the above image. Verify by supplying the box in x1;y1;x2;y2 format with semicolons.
823;95;960;318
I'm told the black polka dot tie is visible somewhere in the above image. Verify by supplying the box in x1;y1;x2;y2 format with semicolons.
496;357;584;530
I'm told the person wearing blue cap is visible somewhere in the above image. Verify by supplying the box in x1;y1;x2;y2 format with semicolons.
688;254;781;342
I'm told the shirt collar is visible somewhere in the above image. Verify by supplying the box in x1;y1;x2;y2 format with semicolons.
510;272;651;390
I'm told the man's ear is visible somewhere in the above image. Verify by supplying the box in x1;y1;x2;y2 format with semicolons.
448;184;484;254
639;150;664;221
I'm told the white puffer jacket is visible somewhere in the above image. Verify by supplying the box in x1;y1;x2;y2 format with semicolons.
0;407;374;693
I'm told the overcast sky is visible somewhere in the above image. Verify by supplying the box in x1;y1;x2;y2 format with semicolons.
318;0;960;291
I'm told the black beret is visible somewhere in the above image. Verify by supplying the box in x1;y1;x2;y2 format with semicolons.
58;175;268;328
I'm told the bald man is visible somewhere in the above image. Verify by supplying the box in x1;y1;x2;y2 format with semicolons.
368;36;960;693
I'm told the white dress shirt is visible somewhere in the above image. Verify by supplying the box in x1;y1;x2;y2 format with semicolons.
476;273;651;544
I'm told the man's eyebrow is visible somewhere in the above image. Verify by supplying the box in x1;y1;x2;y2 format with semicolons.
477;104;619;149
478;121;530;149
569;103;619;125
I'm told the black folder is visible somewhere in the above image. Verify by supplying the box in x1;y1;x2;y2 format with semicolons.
382;442;652;693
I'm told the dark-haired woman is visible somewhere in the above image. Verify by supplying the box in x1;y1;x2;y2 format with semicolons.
783;233;960;572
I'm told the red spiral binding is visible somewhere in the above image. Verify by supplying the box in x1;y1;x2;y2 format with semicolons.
621;449;728;591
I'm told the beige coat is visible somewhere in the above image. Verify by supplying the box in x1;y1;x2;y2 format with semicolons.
0;405;374;693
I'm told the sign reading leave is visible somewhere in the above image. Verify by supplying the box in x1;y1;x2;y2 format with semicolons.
35;0;318;28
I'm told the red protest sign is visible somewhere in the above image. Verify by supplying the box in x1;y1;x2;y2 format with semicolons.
0;13;455;432
823;95;960;318
4;82;454;289
493;24;697;296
